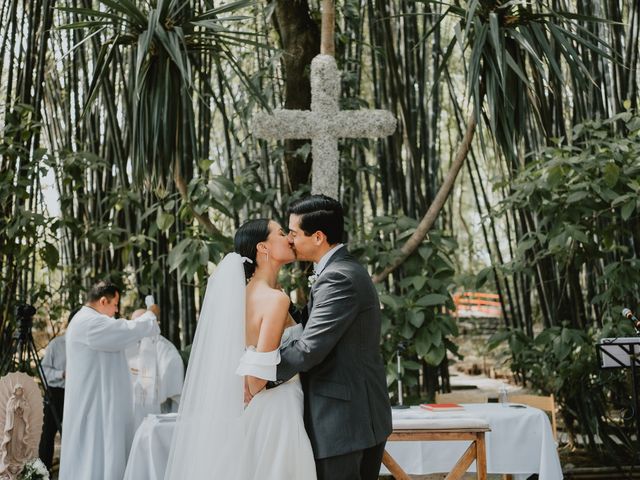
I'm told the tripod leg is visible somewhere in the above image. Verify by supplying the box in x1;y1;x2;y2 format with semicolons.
0;337;19;376
27;339;62;432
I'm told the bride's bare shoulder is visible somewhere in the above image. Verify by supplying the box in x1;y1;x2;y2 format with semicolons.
247;284;289;309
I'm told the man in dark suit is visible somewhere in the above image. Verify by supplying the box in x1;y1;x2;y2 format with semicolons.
277;195;392;480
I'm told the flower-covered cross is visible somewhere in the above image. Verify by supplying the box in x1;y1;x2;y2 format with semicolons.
253;0;396;199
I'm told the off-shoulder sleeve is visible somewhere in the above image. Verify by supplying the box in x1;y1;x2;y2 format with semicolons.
235;348;280;381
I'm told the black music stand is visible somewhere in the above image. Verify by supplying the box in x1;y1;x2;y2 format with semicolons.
598;337;640;447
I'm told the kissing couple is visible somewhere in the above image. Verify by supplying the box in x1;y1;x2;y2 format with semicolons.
164;195;392;480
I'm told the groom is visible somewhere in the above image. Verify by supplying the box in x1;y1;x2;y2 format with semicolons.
277;195;392;480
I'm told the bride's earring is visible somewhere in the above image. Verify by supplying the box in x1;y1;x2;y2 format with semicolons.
265;251;270;263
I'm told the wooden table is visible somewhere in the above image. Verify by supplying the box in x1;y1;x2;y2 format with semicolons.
383;417;491;480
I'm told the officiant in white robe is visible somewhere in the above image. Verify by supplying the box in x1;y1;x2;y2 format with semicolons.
126;309;184;431
59;281;160;480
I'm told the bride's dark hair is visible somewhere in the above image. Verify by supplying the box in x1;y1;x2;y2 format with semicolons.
234;218;270;281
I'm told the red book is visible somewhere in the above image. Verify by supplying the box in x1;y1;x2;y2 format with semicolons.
420;403;464;411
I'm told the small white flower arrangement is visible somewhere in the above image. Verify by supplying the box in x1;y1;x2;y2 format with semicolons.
19;458;49;480
307;274;318;288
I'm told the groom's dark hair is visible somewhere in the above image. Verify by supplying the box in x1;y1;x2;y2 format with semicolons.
288;195;344;245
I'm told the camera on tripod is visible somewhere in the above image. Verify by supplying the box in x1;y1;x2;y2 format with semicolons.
15;303;36;337
1;301;63;431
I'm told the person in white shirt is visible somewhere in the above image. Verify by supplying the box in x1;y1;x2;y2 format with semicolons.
126;308;184;431
37;307;79;470
59;281;160;480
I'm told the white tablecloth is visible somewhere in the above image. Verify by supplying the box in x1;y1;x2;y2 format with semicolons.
383;403;563;479
123;413;176;480
125;404;563;480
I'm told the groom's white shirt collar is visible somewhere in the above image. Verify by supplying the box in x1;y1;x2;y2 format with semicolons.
314;243;345;275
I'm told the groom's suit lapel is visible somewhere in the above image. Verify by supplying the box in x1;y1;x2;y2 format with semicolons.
306;246;349;315
306;289;314;324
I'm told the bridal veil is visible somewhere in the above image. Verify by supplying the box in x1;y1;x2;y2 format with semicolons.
164;253;246;479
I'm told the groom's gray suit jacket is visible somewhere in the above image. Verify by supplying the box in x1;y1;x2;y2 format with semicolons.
276;247;392;459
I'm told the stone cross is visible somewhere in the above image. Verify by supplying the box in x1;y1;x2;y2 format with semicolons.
253;1;396;199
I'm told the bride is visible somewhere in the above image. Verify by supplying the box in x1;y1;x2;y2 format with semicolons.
164;219;316;479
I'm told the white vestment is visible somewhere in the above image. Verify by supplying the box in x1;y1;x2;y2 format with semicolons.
126;336;184;429
156;336;184;412
59;306;160;480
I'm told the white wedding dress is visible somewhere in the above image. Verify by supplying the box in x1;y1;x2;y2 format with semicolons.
237;324;316;479
164;253;316;480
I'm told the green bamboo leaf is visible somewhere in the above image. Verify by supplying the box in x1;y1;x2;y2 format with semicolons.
429;35;457;101
528;23;563;82
194;0;255;20
82;39;119;118
467;22;488;97
56;21;111;30
507;29;544;71
153;26;191;86
488;13;503;80
135;8;160;80
464;0;481;40
98;0;147;26
56;6;128;23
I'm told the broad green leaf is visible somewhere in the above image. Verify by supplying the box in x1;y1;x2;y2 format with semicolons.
156;211;175;231
475;266;494;289
400;323;414;339
403;360;421;371
566;191;589;203
416;293;449;307
40;244;60;269
408;311;425;328
380;294;400;311
621;201;635;221
424;343;446;366
412;276;428;290
603;162;620;187
198;244;209;265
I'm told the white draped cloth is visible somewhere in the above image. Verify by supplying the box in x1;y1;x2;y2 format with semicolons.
60;306;160;480
383;404;563;479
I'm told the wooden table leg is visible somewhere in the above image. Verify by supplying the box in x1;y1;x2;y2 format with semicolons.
476;432;487;480
382;450;411;480
445;442;477;480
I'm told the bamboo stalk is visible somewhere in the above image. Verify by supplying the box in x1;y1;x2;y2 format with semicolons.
320;0;335;56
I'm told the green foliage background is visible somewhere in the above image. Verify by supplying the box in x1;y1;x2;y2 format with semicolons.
1;0;639;461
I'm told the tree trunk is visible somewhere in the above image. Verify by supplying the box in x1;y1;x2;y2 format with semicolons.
272;0;320;191
373;111;477;283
